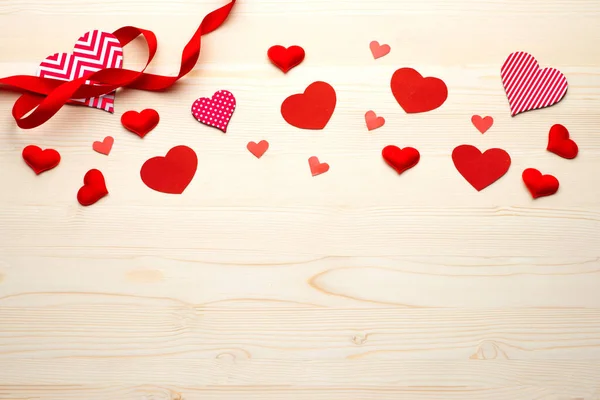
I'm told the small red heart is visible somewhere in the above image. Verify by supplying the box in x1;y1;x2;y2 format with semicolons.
452;145;511;191
140;146;198;194
382;146;420;175
268;45;305;73
365;111;385;131
471;115;494;134
281;81;336;130
93;136;114;155
121;109;160;138
77;169;108;206
522;168;559;199
247;140;269;159
391;68;448;114
547;124;578;159
22;145;61;175
370;41;391;59
308;156;329;177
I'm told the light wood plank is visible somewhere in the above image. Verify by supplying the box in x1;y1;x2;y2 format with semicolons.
2;294;600;360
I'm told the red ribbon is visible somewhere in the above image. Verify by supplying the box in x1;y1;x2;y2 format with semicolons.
0;0;236;129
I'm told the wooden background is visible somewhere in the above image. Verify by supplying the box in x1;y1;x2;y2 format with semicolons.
1;0;600;399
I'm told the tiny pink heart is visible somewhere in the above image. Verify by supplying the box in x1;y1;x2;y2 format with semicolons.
370;41;391;59
309;156;329;177
191;90;236;133
365;110;385;131
93;136;114;155
471;115;494;134
247;140;269;159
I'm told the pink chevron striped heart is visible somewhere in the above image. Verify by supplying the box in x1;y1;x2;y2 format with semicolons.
501;51;568;116
37;30;124;113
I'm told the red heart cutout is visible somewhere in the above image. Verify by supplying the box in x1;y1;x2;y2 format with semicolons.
471;115;494;134
501;52;568;116
382;145;420;175
308;156;329;176
140;146;198;194
452;145;511;191
121;109;160;138
365;111;385;131
247;140;269;159
268;45;305;73
522;168;559;199
547;124;578;159
391;68;448;114
77;169;108;206
281;81;336;130
22;145;61;175
93;136;114;155
370;41;391;59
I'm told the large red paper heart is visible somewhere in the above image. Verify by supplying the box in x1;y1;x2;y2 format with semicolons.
391;68;448;114
268;45;305;73
382;145;420;175
121;109;160;138
191;90;236;133
281;81;336;130
471;115;494;134
308;156;329;176
522;168;559;199
140;146;198;194
37;30;123;113
22;145;61;175
452;145;511;191
77;169;108;206
501;51;568;116
247;140;269;159
547;124;578;159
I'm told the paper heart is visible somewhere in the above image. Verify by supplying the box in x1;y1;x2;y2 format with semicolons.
370;41;391;59
382;146;420;175
547;124;578;159
365;111;385;131
501;51;568;116
77;169;108;206
522;168;559;199
37;30;123;113
268;45;305;73
452;145;511;191
140;146;198;194
471;115;494;134
247;140;269;159
281;81;336;130
22;145;61;175
93;136;114;155
191;90;236;133
121;109;160;138
391;68;448;113
308;156;329;177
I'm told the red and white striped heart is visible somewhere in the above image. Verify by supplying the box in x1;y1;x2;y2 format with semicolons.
501;51;568;116
37;30;124;113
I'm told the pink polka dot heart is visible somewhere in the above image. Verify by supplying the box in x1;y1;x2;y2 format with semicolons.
191;90;236;133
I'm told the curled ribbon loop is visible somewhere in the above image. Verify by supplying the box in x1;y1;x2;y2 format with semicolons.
0;0;236;129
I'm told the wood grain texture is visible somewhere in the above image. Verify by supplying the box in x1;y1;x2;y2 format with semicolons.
1;0;600;399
